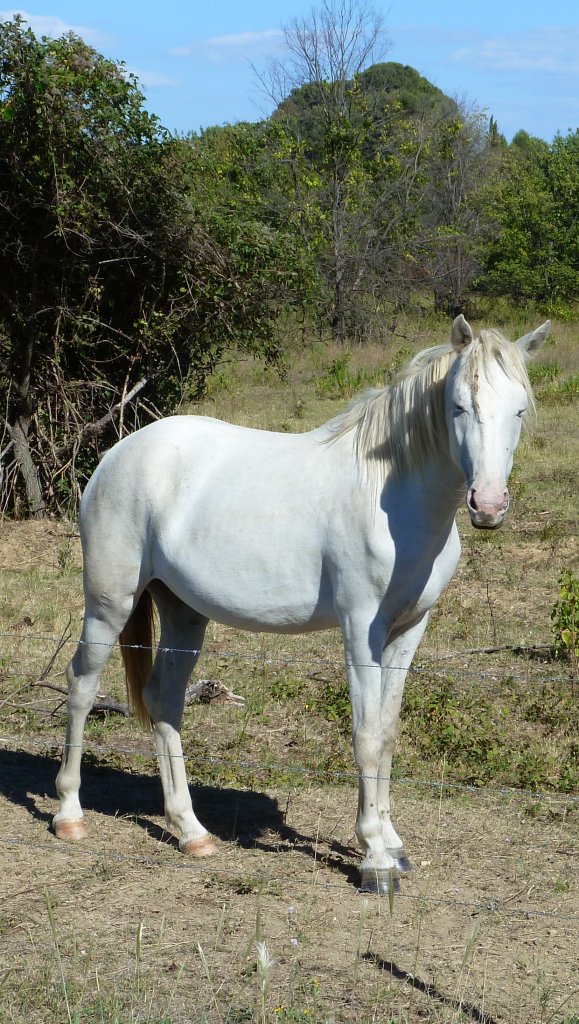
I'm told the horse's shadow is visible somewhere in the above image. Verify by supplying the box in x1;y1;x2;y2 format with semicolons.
363;954;499;1024
0;747;358;884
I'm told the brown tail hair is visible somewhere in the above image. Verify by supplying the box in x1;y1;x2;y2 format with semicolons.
120;589;156;728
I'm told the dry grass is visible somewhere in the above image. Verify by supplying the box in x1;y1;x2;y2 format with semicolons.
0;313;577;1024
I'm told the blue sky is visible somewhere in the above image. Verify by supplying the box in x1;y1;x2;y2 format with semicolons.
2;1;578;142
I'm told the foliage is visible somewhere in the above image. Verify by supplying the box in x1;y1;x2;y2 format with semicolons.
477;132;579;304
400;674;579;791
551;569;579;670
416;111;501;317
178;122;314;324
0;20;293;516
314;353;377;398
2;11;579;519
266;3;449;342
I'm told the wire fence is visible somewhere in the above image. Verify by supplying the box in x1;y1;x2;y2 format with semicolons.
1;731;579;808
0;626;577;804
0;832;577;929
2;830;577;1024
0;629;574;687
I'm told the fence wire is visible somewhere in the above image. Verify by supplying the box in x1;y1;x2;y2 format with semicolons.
0;833;577;928
0;630;574;687
1;729;578;807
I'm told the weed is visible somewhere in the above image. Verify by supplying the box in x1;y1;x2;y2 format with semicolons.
551;569;579;675
255;940;275;1024
399;673;579;792
314;675;351;731
315;354;378;399
269;674;305;702
45;889;73;1024
562;372;579;400
532;368;579;403
273;1009;315;1022
527;363;561;388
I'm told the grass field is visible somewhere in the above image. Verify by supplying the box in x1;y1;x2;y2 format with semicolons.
0;312;577;1023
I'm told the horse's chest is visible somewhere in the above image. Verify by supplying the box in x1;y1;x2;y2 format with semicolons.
391;530;460;623
362;518;460;625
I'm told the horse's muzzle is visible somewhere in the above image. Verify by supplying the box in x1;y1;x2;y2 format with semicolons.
467;487;510;530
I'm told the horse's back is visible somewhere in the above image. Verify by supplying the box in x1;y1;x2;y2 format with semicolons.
82;415;331;523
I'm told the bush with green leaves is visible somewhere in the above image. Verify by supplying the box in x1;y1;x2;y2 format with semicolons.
551;569;579;671
0;19;298;516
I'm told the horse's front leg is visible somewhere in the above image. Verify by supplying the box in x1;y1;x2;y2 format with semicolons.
343;613;429;893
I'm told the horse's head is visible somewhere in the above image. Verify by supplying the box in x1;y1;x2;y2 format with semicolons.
445;315;551;530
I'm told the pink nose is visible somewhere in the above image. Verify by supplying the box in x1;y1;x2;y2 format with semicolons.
467;487;509;529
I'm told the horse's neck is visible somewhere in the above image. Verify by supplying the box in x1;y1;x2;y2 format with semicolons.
424;457;465;514
384;456;465;529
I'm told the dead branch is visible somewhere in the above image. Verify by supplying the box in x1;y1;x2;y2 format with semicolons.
32;677;245;717
430;643;551;661
38;616;72;681
52;376;149;461
32;681;131;717
184;679;245;707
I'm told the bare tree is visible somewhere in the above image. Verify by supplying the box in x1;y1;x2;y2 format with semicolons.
281;0;387;103
416;103;499;316
258;1;391;341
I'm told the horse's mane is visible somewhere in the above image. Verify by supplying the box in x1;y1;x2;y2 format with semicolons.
326;329;535;484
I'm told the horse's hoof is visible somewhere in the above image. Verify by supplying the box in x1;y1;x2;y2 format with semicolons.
392;852;413;875
359;868;400;895
53;818;87;841
180;835;218;857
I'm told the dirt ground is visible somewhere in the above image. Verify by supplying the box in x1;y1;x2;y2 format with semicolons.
0;491;577;1024
1;736;577;1023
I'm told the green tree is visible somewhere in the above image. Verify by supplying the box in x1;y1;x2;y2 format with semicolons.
415;108;500;316
478;130;579;305
260;0;392;341
261;6;473;341
0;20;290;515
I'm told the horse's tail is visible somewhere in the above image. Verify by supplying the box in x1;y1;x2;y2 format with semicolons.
120;590;155;728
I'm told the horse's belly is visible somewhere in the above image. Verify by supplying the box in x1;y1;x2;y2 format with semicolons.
156;541;338;634
167;581;337;634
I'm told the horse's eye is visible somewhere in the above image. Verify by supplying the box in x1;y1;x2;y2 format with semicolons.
516;408;526;418
453;404;466;416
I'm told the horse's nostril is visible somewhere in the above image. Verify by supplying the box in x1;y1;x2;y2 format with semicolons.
468;487;509;518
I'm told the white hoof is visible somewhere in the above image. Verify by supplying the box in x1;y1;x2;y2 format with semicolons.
53;817;87;841
179;834;218;857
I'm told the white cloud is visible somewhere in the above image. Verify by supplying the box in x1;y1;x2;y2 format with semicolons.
0;9;111;47
125;66;175;89
451;27;579;75
171;29;283;65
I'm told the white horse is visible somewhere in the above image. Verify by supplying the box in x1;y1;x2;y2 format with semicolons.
54;315;550;892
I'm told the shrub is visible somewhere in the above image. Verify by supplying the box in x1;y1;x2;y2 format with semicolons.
551;569;579;675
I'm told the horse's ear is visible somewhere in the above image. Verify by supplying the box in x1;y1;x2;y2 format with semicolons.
451;314;474;352
516;320;551;359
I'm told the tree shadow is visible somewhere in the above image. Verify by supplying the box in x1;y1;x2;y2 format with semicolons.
363;953;499;1024
0;747;358;883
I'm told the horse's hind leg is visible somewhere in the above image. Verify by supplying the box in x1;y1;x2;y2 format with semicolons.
54;607;129;840
145;582;215;857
